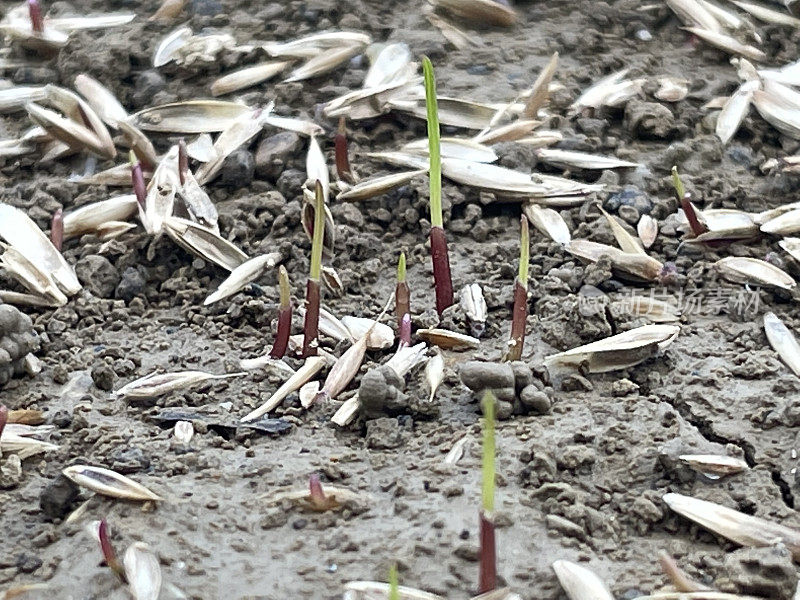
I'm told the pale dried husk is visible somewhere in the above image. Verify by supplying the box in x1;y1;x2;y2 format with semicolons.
764;312;800;377
403;137;497;163
732;0;800;26
430;0;518;27
74;73;128;127
364;42;415;88
211;60;293;96
196;108;269;185
178;170;218;232
116;120;159;170
341;316;394;349
0;203;81;295
536;148;640;170
552;560;614;600
655;76;690;102
761;208;800;235
143;145;180;235
164;216;248;271
130;100;252;134
683;27;766;62
286;44;365;82
612;295;680;323
716;79;760;145
62;195;138;240
263;31;371;59
26;102;110;159
714;256;796;290
384;342;429;378
566;240;663;282
124;543;162;600
323;81;417;120
241;356;327;421
115;370;246;399
545;324;680;373
597;205;645;255
331;395;360;427
337;169;427;202
663;492;800;560
459;283;488;328
63;465;162;501
637;215;658;248
425;351;445;402
417;328;480;350
678;454;749;478
204;253;281;305
388;94;521;130
524;204;571;245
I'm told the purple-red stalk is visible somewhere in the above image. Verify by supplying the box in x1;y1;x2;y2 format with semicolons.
478;511;497;593
505;216;529;361
302;180;325;357
178;139;188;186
269;266;292;359
308;473;327;510
129;151;146;211
680;194;708;238
28;0;43;33
0;405;7;440
430;226;453;316
98;519;126;582
50;208;63;251
398;313;411;348
334;117;355;184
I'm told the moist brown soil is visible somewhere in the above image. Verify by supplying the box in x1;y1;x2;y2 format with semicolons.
3;0;800;599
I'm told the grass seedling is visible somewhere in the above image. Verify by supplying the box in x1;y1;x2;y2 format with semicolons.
28;0;43;33
479;391;497;594
671;166;707;237
302;180;325;357
505;216;529;361
422;56;453;317
334;117;355;184
129;150;146;212
269;265;292;359
396;252;410;345
389;564;400;600
98;519;126;583
50;208;63;251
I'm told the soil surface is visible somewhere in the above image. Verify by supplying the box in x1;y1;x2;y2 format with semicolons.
3;0;800;599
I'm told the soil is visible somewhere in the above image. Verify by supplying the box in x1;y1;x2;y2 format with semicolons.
3;0;800;599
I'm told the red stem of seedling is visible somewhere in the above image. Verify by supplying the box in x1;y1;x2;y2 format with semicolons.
28;0;43;33
680;194;708;237
506;216;529;361
178;139;188;186
302;280;320;357
269;266;292;359
478;510;497;594
398;313;411;348
430;226;453;316
0;405;7;440
129;151;146;211
308;473;327;510
302;181;325;357
50;208;63;251
334;117;355;185
98;519;126;583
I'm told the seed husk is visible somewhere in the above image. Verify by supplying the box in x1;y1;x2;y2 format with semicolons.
780;237;800;262
264;31;371;59
431;0;518;27
196;108;269;185
286;44;365;82
26;102;110;159
612;295;681;323
425;351;444;402
0;203;81;296
143;145;180;235
115;371;246;399
597;205;645;255
130;100;252;134
536;148;641;170
63;465;162;501
341;316;394;350
732;0;800;26
760;208;800;235
262;113;324;137
117;120;159;171
523;52;559;118
164;216;248;271
714;256;796;290
663;492;800;560
678;454;750;478
473;119;541;145
264;481;367;512
74;73;127;127
418;328;480;350
331;395;360;427
211;60;293;96
43;84;116;158
426;12;481;50
764;312;800;377
337;169;428;202
385;342;429;378
324;81;416;120
0;86;47;113
552;560;614;600
173;420;194;444
460;283;488;338
637;214;658;248
204;252;281;305
178;170;219;232
717;79;760;145
62;195;138;240
315;334;369;403
570;69;630;112
655;76;690;102
666;0;724;33
389;95;520;130
566;240;664;282
306;135;330;200
364;42;415;88
545;324;680;373
404;137;497;163
241;356;326;421
683;27;767;62
124;542;162;600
